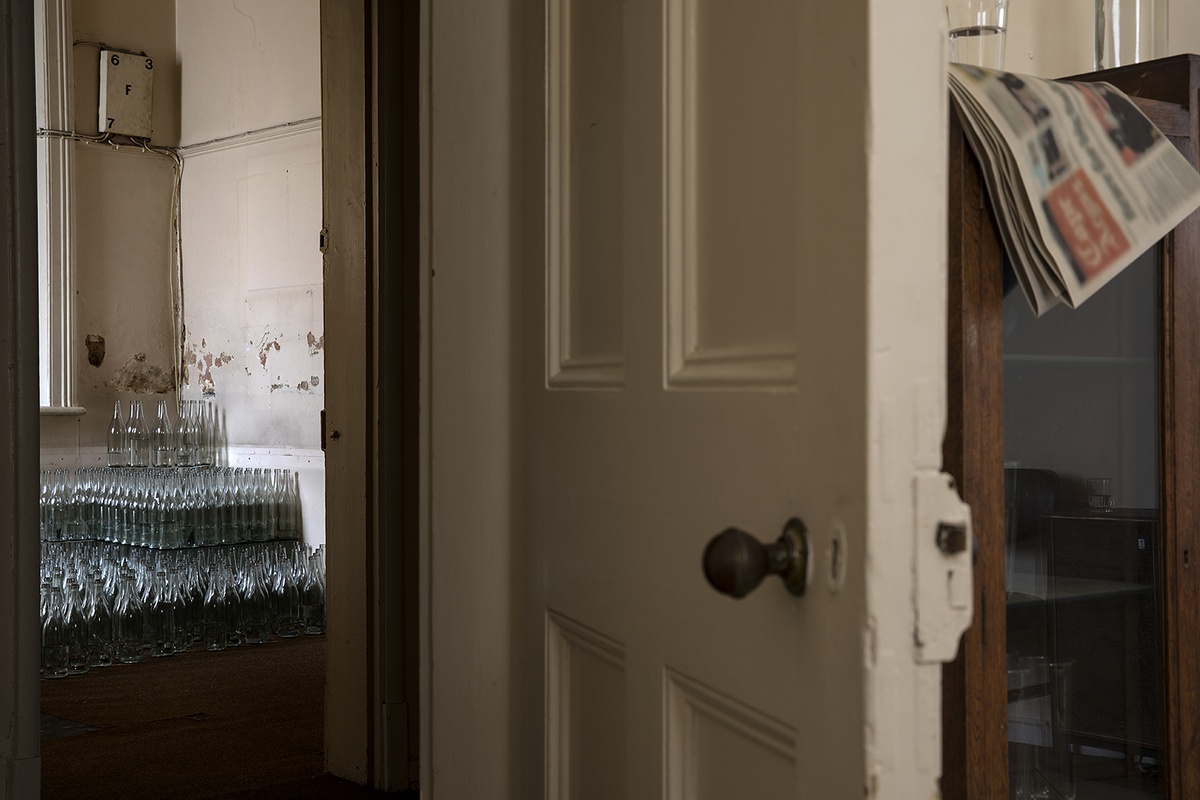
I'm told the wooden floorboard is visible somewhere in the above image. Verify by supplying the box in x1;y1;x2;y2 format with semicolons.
40;635;402;799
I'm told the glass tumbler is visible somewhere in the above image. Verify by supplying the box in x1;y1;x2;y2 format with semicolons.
946;0;1008;70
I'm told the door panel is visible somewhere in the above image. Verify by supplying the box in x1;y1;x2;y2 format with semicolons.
664;670;797;800
547;0;625;388
528;0;864;796
665;0;797;387
546;612;627;800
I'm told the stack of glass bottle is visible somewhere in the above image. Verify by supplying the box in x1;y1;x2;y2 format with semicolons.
40;540;326;678
42;398;304;548
40;466;303;548
38;397;323;678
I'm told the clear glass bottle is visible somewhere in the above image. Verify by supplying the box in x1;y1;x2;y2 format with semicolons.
223;563;243;648
199;400;216;466
38;580;51;674
248;469;269;542
42;469;61;542
272;553;302;638
187;400;205;466
149;569;176;657
107;400;128;468
86;575;114;668
115;470;133;545
218;470;240;545
151;399;176;467
42;585;69;679
277;470;300;540
178;471;199;547
198;470;220;547
130;471;149;547
146;471;163;549
63;578;90;675
60;468;82;541
203;568;229;652
301;551;326;635
175;400;193;467
127;399;151;468
113;573;145;664
77;468;97;540
167;472;185;548
184;563;206;646
38;470;50;542
168;568;191;654
240;559;271;644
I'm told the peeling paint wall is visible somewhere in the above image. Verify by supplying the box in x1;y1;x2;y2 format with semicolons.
177;0;323;451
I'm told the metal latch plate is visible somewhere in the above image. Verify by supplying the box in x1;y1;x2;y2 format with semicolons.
913;471;973;664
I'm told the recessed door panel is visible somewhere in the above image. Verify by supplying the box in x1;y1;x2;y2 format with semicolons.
665;670;796;800
547;0;625;388
547;612;626;800
665;0;798;388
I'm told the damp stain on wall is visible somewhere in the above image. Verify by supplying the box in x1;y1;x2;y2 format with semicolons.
107;353;174;394
306;331;324;355
85;334;106;367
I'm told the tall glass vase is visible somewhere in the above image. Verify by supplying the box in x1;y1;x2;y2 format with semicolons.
1095;0;1165;70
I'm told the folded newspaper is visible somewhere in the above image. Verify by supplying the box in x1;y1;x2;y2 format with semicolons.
948;64;1200;316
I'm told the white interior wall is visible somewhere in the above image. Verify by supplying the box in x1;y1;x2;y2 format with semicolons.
1007;0;1199;78
177;0;324;544
1170;0;1200;56
176;128;323;448
176;0;319;145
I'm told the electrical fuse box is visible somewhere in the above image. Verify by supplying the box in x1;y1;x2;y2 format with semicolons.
99;49;154;139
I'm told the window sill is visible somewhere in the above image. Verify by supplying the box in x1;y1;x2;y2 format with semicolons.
40;406;87;417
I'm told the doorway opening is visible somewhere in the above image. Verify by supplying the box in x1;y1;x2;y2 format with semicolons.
16;2;421;795
34;1;330;795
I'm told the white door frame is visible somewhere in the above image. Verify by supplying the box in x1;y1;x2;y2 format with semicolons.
0;0;45;797
321;0;420;790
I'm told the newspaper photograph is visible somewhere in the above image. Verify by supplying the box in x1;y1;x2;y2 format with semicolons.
948;63;1200;316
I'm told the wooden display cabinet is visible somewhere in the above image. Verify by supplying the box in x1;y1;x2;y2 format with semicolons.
943;54;1200;799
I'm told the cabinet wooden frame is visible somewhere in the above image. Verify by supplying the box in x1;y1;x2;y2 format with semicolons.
942;54;1200;799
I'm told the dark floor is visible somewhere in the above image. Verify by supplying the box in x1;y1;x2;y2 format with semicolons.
40;635;398;799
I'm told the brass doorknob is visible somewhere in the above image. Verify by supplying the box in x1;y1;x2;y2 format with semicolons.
702;518;810;599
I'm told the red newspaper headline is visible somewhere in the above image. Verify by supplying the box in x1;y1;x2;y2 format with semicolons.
1044;170;1131;281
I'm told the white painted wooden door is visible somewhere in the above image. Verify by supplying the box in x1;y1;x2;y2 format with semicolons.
508;1;968;798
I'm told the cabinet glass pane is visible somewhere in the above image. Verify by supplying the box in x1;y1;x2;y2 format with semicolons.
1003;247;1163;799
